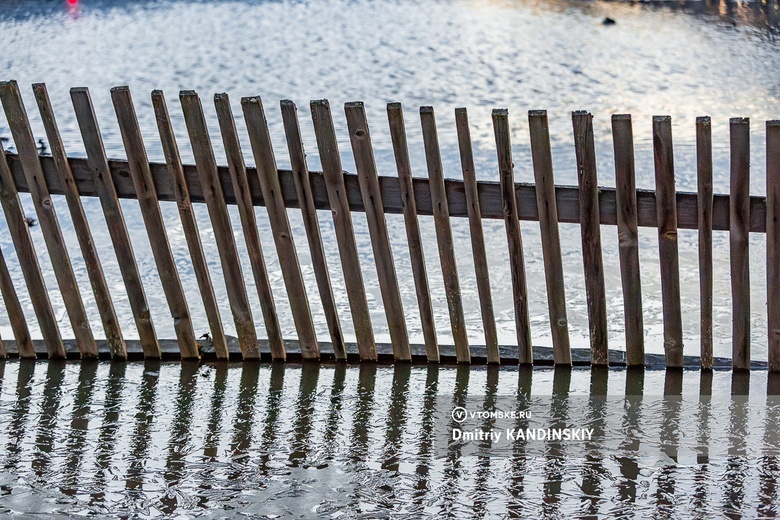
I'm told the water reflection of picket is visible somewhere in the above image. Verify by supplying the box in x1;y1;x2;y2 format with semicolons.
0;80;777;370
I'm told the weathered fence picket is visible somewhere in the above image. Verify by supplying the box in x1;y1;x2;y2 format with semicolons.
0;81;776;372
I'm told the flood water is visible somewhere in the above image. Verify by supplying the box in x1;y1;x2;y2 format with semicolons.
1;361;780;517
0;0;778;359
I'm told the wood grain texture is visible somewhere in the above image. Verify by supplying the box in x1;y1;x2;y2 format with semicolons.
310;99;376;361
457;108;499;364
179;90;259;360
0;81;97;358
213;93;285;360
768;120;780;372
71;87;160;358
528;110;571;365
0;132;64;357
344;102;410;361
491;109;532;364
652;116;684;368
151;90;229;360
611;115;644;366
696;116;714;370
33;83;126;360
280;100;346;359
730;117;750;371
420;106;470;363
387;103;439;362
242;96;320;359
572;111;608;365
111;86;199;359
0;247;34;358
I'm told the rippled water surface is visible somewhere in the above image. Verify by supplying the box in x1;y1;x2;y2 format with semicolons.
1;361;780;517
0;0;778;360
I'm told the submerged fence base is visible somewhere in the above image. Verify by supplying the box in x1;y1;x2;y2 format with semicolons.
0;339;768;369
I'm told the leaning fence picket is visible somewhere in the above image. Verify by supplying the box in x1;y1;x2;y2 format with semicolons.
213;93;285;360
180;90;259;360
0;81;97;358
151;90;229;360
528;110;571;366
112;86;200;359
652;116;684;369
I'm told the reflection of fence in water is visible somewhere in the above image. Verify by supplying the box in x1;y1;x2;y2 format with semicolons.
1;362;780;515
0;80;779;370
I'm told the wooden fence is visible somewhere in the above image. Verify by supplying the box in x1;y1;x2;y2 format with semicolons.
0;80;777;370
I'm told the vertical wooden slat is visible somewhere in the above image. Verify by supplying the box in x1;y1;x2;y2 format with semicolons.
457;107;499;364
611;115;644;366
280;108;348;360
280;100;346;359
241;96;320;360
0;81;97;358
386;103;439;362
652;115;684;368
179;90;259;360
528;110;571;365
419;106;470;363
0;136;64;357
344;102;411;362
33;83;127;360
212;93;284;360
111;86;199;359
0;248;34;357
696;116;714;370
310;99;376;361
151;90;229;360
768;120;780;372
730;117;751;371
572;111;608;365
491;109;533;365
70;87;160;358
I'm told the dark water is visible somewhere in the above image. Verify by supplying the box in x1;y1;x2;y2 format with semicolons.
0;0;778;360
1;361;779;517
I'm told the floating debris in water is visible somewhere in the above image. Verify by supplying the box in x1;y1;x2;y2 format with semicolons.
603;17;616;25
24;217;37;227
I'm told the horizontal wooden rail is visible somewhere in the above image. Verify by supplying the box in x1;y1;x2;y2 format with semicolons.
4;154;769;232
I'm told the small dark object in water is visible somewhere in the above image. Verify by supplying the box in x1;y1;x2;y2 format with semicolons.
37;139;47;156
603;17;616;25
24;217;37;227
199;332;211;342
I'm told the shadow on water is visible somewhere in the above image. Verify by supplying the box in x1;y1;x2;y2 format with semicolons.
0;362;779;516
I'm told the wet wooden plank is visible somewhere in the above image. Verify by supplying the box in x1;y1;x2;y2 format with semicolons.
419;106;470;363
33;83;127;360
768;120;780;372
386;103;439;362
151;90;229;360
491;109;532;365
212;93;284;360
344;102;410;362
280;100;346;359
179;90;259;360
457;108;499;364
528;110;571;365
652;116;684;368
70;87;160;358
241;96;320;360
111;86;199;359
0;135;64;357
0;81;97;358
730;117;751;371
0;248;34;358
310;99;376;361
8;153;772;233
611;115;644;366
696;116;714;370
572;111;608;365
